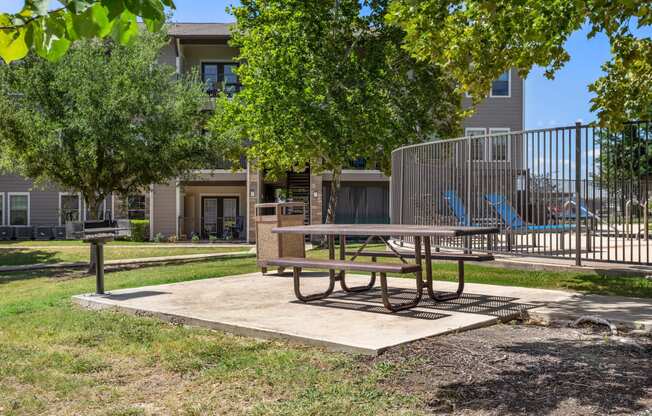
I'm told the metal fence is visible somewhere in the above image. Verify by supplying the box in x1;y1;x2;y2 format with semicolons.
391;121;652;265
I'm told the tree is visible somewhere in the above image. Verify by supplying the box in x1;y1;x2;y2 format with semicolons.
210;0;463;224
0;0;173;64
387;0;651;128
599;125;652;179
0;28;215;220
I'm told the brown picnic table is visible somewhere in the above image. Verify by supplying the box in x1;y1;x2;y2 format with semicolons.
268;224;499;312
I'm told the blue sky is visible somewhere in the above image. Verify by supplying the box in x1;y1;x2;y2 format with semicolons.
4;0;649;130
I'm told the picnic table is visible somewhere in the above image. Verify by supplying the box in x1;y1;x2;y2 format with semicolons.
268;224;499;312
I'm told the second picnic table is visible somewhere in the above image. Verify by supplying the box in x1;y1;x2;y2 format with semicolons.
267;224;499;312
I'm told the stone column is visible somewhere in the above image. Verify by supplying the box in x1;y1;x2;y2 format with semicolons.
309;174;323;243
247;166;261;243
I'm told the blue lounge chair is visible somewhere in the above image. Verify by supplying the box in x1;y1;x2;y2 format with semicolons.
443;191;471;226
444;191;497;227
484;193;575;250
443;191;498;250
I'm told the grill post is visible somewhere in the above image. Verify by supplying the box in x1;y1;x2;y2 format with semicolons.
95;242;105;295
575;122;582;266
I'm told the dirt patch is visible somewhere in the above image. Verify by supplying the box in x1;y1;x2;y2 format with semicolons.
371;322;652;416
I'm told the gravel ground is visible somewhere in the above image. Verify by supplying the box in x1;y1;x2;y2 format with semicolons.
371;322;652;416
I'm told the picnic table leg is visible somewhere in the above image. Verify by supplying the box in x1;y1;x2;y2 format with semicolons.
379;236;423;312
338;234;376;292
293;233;336;302
293;266;335;302
423;237;465;302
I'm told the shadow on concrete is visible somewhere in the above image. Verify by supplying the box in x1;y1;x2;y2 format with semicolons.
291;298;449;320
330;289;537;319
106;291;170;301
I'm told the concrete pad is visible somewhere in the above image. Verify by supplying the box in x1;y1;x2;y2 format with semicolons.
529;293;652;330
73;272;566;355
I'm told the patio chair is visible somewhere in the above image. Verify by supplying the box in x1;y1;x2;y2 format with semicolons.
234;216;244;240
442;191;497;250
484;193;575;251
443;191;471;226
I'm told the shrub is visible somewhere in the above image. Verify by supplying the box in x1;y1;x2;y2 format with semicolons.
191;233;200;243
209;235;218;242
130;220;150;242
154;232;166;243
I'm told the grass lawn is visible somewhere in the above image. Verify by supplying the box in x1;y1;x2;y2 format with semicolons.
0;243;249;267
307;245;652;298
0;259;419;416
0;247;650;415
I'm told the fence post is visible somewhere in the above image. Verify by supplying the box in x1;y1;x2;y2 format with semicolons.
399;148;405;225
466;137;473;253
575;122;582;266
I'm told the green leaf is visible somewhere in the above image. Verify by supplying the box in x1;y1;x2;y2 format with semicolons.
71;3;110;39
124;0;164;22
143;17;163;33
0;28;29;64
103;0;127;20
31;16;72;61
65;1;95;14
20;0;50;16
110;11;138;44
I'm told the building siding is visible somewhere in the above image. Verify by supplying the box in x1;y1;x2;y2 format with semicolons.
462;69;524;132
1;175;62;226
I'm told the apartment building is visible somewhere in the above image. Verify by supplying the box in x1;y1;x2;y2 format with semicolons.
0;23;523;243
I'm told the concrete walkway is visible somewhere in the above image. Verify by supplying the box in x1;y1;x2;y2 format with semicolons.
0;243;254;249
73;272;652;355
0;251;254;273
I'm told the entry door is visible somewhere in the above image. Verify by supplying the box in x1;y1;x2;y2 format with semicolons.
202;197;239;239
202;197;219;238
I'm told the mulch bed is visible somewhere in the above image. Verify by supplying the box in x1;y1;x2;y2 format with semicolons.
370;322;652;416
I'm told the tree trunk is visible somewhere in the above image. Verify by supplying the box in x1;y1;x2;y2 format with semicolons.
326;167;342;225
320;167;342;248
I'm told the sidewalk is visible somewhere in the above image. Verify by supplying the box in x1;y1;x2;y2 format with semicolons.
0;242;254;249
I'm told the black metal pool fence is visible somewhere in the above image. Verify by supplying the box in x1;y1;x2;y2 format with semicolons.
391;121;652;265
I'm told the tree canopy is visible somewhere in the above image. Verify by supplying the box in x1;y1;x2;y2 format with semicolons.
0;29;215;218
0;0;173;63
210;0;464;222
387;0;651;128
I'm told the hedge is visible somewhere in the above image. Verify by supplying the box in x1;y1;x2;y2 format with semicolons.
129;220;150;242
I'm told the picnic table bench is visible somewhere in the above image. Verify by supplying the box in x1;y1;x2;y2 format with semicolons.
268;224;498;312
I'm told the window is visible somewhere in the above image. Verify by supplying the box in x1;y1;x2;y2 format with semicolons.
127;195;147;220
8;193;29;226
491;71;510;97
201;62;240;97
60;193;81;225
489;128;510;161
0;193;4;225
465;128;486;161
